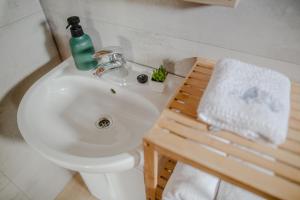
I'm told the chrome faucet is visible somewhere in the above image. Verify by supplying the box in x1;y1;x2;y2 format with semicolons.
93;49;126;77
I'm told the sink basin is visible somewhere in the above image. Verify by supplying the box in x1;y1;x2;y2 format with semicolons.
17;58;181;173
23;76;158;157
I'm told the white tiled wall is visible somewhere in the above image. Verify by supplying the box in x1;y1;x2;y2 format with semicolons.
40;0;300;82
0;0;72;199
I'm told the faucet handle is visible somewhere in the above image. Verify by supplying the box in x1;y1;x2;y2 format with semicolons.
93;49;112;59
93;49;126;66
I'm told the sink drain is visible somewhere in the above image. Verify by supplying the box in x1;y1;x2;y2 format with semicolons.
96;117;112;129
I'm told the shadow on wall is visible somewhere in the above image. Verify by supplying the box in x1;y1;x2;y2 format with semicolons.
83;6;103;51
0;60;59;142
127;0;207;9
41;21;61;60
119;36;134;61
163;57;197;77
0;17;61;141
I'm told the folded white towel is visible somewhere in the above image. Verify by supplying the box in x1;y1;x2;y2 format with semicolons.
198;59;291;145
162;162;219;200
216;181;264;200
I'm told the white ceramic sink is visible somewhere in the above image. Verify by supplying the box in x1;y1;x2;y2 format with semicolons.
17;58;182;173
23;76;158;157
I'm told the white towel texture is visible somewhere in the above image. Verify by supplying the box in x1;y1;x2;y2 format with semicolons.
162;162;219;200
198;59;291;144
216;181;264;200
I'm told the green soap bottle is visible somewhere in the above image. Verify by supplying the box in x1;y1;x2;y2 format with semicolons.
66;16;98;70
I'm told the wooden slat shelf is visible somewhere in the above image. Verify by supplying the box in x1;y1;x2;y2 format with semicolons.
143;58;300;200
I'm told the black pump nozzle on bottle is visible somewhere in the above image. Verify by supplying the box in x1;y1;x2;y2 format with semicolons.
66;16;84;37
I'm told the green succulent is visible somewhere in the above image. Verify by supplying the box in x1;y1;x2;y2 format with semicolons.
151;65;168;82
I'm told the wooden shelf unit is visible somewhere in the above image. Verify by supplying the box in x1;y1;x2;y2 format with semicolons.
143;58;300;200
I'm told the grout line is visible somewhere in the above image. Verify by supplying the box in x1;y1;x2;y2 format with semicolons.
0;170;32;200
128;59;186;78
77;16;300;67
39;7;63;61
0;10;42;30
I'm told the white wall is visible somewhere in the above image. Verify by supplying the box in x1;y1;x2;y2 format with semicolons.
0;0;72;199
40;0;300;82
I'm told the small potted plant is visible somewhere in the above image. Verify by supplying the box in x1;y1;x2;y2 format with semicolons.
150;65;168;92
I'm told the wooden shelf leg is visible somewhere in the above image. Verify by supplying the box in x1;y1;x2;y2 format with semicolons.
144;140;158;200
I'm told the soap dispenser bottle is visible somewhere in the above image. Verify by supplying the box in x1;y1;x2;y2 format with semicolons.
66;16;98;70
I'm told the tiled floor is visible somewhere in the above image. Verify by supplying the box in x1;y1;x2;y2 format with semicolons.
0;171;29;200
55;173;98;200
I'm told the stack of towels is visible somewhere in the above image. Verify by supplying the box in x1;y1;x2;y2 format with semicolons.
162;58;291;200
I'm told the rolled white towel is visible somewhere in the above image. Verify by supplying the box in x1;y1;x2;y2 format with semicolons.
198;59;291;145
162;162;219;200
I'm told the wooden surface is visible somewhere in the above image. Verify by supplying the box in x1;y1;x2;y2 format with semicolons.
55;173;98;200
155;158;177;200
183;0;239;7
144;58;300;200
